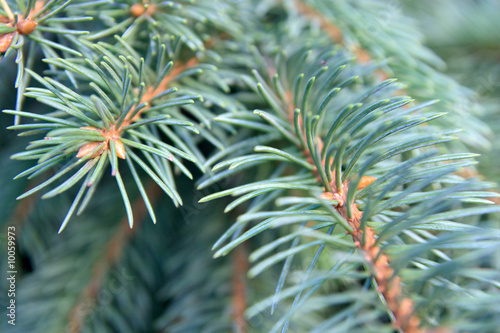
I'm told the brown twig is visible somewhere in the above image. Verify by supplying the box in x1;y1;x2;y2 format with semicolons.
282;75;422;331
232;242;249;333
320;187;421;333
67;182;162;333
76;58;200;160
275;4;492;329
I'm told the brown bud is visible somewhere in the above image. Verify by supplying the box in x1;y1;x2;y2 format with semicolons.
319;192;336;200
130;3;146;17
0;32;15;53
17;19;37;35
357;176;377;190
77;141;103;159
114;139;126;159
145;4;156;16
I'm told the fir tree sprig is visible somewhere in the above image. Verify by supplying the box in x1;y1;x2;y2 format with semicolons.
199;27;500;331
1;0;499;332
5;39;227;231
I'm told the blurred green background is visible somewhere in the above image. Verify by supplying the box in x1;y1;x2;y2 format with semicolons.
402;0;500;184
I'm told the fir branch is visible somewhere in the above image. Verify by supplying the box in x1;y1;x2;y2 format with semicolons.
1;1;499;332
322;188;421;332
232;242;249;333
279;64;421;332
201;28;499;330
8;46;210;229
75;57;200;159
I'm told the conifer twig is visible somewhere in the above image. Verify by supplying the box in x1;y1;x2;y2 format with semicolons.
320;188;421;333
232;242;249;333
76;57;199;160
281;78;422;332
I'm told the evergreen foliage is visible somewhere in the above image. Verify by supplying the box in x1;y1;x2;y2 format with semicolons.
1;0;499;332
